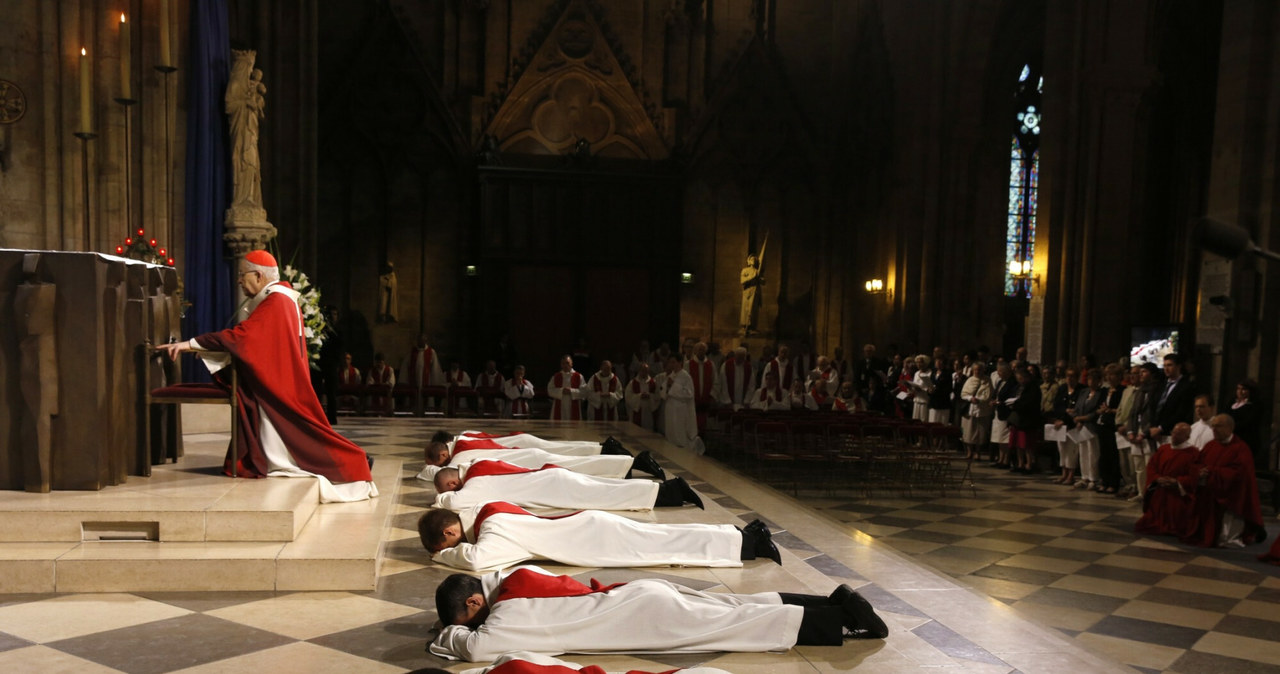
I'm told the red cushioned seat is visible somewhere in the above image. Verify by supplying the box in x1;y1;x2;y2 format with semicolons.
150;383;229;399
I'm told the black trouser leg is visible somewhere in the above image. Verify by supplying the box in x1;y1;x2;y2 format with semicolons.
795;605;844;646
654;480;680;507
739;528;756;560
779;592;831;608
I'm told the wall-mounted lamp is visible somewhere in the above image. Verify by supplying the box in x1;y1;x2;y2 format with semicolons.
864;278;884;293
1007;260;1040;288
465;265;478;277
681;272;694;285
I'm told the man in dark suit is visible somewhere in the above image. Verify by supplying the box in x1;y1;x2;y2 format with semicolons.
854;343;889;397
1148;353;1195;444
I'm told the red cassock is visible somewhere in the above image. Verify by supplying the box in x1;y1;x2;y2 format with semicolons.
1133;444;1199;539
1185;436;1266;547
195;289;372;483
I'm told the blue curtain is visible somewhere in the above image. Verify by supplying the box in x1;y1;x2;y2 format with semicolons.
182;0;232;382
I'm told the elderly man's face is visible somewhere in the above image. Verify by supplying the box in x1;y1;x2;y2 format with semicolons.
1209;415;1234;443
237;263;268;296
1170;423;1191;446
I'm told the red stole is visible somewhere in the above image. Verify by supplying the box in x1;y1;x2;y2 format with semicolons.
770;358;795;389
590;374;620;421
551;371;583;420
476;372;503;388
463;431;523;439
810;383;829;406
472;501;581;535
368;364;393;384
451;438;509;458
757;384;783;402
339;366;360;385
407;347;436;386
507;381;531;415
495;568;626;604
462;461;562;484
688;358;715;400
449;370;468;385
629;377;655;425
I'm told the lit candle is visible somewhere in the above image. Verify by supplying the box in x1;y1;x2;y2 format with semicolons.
79;47;91;133
158;0;172;68
119;13;131;99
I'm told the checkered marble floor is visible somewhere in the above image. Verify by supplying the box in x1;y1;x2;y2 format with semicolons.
802;460;1280;673
0;417;1257;673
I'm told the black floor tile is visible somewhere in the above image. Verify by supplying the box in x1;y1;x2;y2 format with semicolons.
1021;545;1106;563
971;564;1065;587
854;584;928;618
910;619;1006;665
368;566;456;610
134;590;285;613
1062;528;1139;545
1020;586;1129;614
1085;615;1206;649
982;529;1056;545
885;528;966;545
1170;648;1280;674
943;515;1018;529
1073;563;1169;586
910;503;974;515
926;545;1010;565
805;554;866;581
1248;585;1280;604
863;515;940;529
1213;614;1280;642
1176;562;1266;586
771;531;820;554
1022;515;1105;529
0;632;32;654
47;614;293;674
830;502;899;515
1135;586;1241;614
1113;543;1197;563
309;614;439;671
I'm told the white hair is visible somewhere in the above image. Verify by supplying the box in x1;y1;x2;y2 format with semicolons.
244;260;279;281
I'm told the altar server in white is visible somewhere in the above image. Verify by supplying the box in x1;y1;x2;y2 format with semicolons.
717;347;756;410
429;565;888;662
660;354;704;453
418;502;780;571
432;460;702;512
503;366;535;417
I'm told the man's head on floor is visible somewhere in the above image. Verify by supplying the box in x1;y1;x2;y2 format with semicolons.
433;468;462;493
423;441;450;467
436;573;488;628
418;509;463;553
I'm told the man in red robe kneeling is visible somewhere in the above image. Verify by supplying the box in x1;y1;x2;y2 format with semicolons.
1134;423;1198;540
1186;414;1266;548
159;250;376;503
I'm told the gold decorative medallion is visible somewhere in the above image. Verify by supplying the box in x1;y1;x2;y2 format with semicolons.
0;79;26;124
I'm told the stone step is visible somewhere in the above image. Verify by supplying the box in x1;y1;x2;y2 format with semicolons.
0;451;402;592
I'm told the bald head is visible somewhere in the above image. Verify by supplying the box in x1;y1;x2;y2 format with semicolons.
1209;414;1235;443
1170;422;1191;447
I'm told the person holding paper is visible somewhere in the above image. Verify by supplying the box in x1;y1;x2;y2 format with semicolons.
960;362;993;460
1069;370;1104;489
1048;367;1083;485
1094;365;1126;494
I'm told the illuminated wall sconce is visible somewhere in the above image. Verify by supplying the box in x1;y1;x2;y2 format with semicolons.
1007;260;1040;288
465;265;478;277
681;272;694;285
864;278;884;293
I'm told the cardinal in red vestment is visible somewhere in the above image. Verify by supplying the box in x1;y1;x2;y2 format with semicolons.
160;250;375;502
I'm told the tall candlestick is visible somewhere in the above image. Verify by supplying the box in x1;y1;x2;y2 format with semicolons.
79;47;91;133
158;0;172;69
119;13;131;100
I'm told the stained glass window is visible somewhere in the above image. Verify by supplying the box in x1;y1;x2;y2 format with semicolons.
1006;63;1042;298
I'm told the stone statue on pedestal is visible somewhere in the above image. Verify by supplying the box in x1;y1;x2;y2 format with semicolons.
740;231;768;335
223;49;276;275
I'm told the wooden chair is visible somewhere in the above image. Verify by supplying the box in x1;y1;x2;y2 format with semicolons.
141;341;239;476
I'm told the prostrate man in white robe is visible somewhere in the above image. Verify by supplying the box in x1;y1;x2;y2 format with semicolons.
418;502;780;571
661;354;704;454
429;565;888;661
548;355;585;421
625;363;659;429
416;432;665;482
717;347;755;411
584;360;623;421
452;429;634;458
503;365;535;417
432;460;702;512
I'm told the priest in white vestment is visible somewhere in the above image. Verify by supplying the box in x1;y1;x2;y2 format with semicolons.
547;355;585;421
503;365;535;417
625;363;660;429
585;360;623;421
716;347;755;410
660;355;704;454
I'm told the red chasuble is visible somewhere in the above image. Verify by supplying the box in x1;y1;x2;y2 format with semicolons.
1185;436;1266;547
451;438;510;458
495;568;625;604
194;287;372;483
462;461;563;483
462;431;524;439
1133;444;1199;539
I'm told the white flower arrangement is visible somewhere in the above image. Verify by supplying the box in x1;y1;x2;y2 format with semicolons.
280;263;327;370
